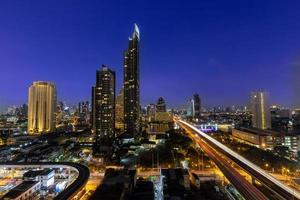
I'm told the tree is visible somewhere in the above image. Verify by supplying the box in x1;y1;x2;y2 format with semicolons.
273;146;290;158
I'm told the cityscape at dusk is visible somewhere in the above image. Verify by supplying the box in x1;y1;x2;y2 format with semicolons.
1;1;300;200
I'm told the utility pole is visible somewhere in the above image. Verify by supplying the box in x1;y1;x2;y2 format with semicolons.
201;151;204;171
152;151;154;171
157;149;159;172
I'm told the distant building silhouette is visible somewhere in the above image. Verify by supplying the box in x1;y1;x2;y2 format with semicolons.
193;93;201;120
156;97;166;112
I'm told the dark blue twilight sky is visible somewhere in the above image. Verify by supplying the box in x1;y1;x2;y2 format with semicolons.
1;0;300;110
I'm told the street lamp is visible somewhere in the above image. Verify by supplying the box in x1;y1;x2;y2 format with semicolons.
282;167;286;175
265;163;269;170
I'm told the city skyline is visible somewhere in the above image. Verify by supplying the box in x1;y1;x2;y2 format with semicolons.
1;1;300;111
1;2;300;199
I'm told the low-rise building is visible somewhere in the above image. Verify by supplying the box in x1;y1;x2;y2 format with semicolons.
161;168;191;199
90;168;137;200
2;181;40;200
146;112;173;133
232;128;273;149
23;169;54;189
132;180;154;200
148;132;166;144
232;127;300;156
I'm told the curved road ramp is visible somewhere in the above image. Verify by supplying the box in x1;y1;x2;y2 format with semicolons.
0;162;89;200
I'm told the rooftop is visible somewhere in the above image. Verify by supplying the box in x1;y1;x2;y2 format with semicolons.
23;169;54;178
236;127;298;137
236;127;274;136
3;181;39;199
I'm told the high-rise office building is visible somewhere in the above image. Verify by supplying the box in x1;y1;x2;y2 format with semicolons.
91;86;95;130
270;105;290;131
186;94;201;120
28;81;57;134
186;99;194;118
292;109;300;130
77;101;90;126
156;97;166;112
16;104;28;119
78;101;89;114
92;65;116;138
115;88;124;132
146;104;156;122
193;93;201;120
124;24;140;134
250;91;271;130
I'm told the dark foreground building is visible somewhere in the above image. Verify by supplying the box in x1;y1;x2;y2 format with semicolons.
90;168;137;200
193;93;201;120
156;97;167;112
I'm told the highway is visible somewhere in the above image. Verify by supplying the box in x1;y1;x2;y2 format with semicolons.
175;119;300;200
176;120;267;200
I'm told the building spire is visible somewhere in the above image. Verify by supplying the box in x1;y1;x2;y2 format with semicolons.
132;23;140;40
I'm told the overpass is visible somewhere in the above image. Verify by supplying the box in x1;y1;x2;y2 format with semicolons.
175;119;300;200
0;162;90;200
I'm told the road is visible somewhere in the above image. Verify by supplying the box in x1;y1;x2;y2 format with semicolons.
78;171;104;200
176;119;269;200
175;119;300;200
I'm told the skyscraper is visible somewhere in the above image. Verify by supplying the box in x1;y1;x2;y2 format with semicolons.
124;24;140;134
28;81;57;134
186;98;194;118
146;104;156;122
92;65;116;138
156;97;166;112
115;88;124;132
78;101;90;126
193;93;201;120
250;91;271;130
78;101;89;114
186;94;201;120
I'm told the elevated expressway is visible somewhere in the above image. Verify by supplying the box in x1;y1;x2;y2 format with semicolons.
175;119;300;200
0;162;89;200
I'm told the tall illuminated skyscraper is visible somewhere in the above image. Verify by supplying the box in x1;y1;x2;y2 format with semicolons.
92;65;116;138
250;91;271;130
124;24;140;134
28;81;57;134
